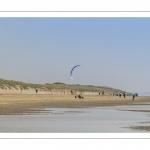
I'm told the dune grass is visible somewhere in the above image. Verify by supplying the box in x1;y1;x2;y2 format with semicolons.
0;78;131;95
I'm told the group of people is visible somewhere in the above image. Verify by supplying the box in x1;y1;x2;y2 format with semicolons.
98;91;138;101
115;92;138;101
98;91;105;96
115;93;125;97
98;91;126;98
118;93;126;98
54;89;138;101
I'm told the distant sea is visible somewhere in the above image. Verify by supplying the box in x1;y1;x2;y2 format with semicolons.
138;92;150;96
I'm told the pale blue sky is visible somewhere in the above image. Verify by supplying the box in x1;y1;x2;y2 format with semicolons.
0;18;150;93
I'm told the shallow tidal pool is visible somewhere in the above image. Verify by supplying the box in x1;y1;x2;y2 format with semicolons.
0;104;150;133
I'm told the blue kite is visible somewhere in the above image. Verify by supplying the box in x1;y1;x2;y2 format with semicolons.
70;65;81;80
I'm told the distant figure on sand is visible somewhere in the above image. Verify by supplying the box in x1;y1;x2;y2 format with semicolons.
102;91;104;96
99;91;100;95
70;90;73;95
123;93;126;98
132;94;135;101
119;93;121;98
36;89;38;94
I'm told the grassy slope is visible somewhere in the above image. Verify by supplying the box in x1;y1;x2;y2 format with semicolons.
0;78;131;94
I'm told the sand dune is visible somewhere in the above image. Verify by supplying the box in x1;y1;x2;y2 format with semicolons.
0;88;110;95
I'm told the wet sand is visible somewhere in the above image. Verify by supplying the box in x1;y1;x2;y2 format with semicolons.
130;125;150;131
0;94;150;115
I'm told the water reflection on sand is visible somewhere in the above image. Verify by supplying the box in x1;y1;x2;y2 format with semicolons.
0;104;150;133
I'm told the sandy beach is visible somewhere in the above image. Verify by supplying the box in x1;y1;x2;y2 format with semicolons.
0;94;150;115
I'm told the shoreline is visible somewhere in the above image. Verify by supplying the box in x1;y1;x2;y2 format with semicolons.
0;94;150;115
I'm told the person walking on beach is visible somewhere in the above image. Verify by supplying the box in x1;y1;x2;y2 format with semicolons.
70;90;73;95
36;89;38;94
132;94;135;101
123;92;126;98
119;93;121;98
102;90;104;96
99;91;100;95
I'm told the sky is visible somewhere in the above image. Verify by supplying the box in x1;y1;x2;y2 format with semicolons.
0;18;150;93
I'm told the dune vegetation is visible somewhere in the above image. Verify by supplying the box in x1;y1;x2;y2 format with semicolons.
0;78;132;95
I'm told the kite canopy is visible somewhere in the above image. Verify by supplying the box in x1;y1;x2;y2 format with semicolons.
70;65;81;80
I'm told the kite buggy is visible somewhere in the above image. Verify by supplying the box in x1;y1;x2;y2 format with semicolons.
75;94;84;99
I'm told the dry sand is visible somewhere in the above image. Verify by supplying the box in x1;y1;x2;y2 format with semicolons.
0;94;150;115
